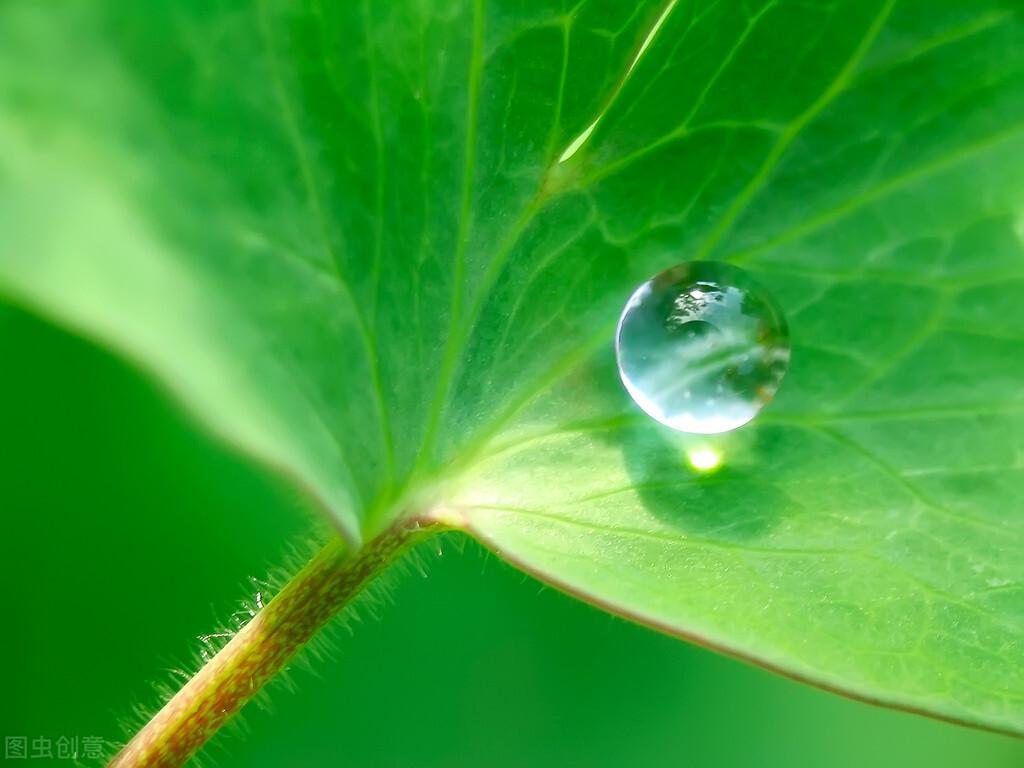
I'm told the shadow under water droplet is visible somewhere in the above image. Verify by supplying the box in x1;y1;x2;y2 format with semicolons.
610;419;789;543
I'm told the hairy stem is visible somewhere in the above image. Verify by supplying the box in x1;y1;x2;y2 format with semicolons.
109;522;423;768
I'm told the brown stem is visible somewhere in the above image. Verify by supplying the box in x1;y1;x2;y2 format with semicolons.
109;523;421;768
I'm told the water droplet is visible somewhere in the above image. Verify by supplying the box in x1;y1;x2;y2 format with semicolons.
615;261;790;434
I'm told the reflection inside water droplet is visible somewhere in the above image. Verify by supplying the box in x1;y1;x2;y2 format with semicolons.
615;261;790;434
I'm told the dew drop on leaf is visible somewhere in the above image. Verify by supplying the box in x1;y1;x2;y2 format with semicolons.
615;261;790;434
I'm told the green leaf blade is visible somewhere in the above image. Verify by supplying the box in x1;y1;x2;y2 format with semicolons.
1;0;1023;733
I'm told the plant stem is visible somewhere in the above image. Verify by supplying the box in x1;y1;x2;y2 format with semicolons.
109;522;422;768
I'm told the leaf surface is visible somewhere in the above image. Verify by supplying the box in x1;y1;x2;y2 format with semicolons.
1;0;1023;733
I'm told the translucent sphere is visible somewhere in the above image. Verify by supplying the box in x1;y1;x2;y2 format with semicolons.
615;261;790;434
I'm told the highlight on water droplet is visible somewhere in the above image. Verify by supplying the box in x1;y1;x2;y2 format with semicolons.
615;260;790;434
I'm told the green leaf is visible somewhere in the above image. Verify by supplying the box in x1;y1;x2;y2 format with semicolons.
2;0;1023;735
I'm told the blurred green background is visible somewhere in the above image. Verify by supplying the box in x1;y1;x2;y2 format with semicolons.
2;301;1022;767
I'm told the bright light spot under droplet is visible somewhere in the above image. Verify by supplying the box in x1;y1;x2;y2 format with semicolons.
1014;209;1024;243
688;447;722;472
